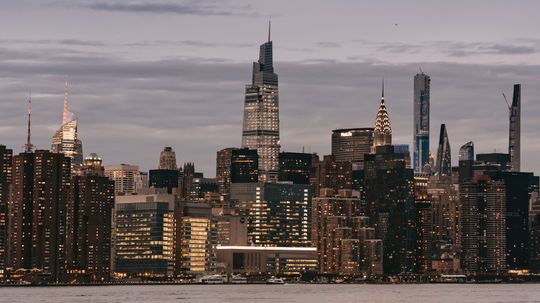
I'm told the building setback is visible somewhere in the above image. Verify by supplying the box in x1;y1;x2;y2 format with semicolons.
241;25;280;182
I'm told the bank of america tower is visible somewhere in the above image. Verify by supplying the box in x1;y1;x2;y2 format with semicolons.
241;24;280;182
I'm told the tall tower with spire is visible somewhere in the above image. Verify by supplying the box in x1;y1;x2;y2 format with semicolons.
51;79;83;173
241;22;280;182
435;124;451;176
413;71;430;172
509;84;521;172
373;79;392;148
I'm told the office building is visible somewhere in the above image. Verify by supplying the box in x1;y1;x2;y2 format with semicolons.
104;164;146;195
230;182;311;247
231;148;258;183
331;128;374;167
278;151;312;184
413;72;430;172
312;155;353;197
159;147;177;170
241;24;280;182
51;81;83;173
216;148;235;205
435;124;451;176
114;194;175;277
149;169;179;194
373;80;392;148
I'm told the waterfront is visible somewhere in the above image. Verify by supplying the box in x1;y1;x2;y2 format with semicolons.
2;284;540;303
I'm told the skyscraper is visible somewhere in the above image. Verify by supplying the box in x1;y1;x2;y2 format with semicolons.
0;145;12;271
413;72;430;172
8;150;71;282
278;151;312;184
158;147;177;170
241;24;280;182
67;153;115;281
460;174;506;275
509;84;521;172
435;124;451;176
331;128;374;166
51;80;83;173
459;141;474;161
373;79;392;148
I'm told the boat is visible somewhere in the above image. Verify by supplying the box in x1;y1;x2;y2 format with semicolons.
266;276;285;284
231;275;247;284
200;274;225;284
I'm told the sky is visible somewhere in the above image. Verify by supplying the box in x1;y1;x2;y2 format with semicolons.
1;0;540;176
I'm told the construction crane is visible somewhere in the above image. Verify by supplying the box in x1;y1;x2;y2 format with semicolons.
502;92;511;111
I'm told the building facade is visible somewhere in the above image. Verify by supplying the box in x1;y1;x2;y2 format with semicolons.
331;128;374;167
241;29;280;182
413;72;430;172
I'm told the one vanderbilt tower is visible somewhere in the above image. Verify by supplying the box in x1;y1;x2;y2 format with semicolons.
241;22;280;182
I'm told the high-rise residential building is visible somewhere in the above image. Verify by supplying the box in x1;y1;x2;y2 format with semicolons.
481;171;539;270
312;189;383;277
509;84;521;172
104;164;145;195
67;153;114;281
460;174;506;275
435;124;451;176
159;147;177;170
8;150;71;282
427;175;460;248
231;148;258;183
241;25;280;182
230;182;311;247
0;145;12;272
373;80;392;148
312;155;353;197
114;194;175;277
51;80;83;173
278;152;312;184
413;72;430;172
331;128;374;167
364;145;416;275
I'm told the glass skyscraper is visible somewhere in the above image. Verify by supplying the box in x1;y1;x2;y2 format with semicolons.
241;26;280;182
51;81;83;173
413;72;430;172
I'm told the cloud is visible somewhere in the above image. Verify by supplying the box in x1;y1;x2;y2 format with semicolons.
314;42;341;48
81;1;258;17
1;43;540;177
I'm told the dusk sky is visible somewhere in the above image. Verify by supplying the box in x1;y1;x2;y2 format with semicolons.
1;0;539;176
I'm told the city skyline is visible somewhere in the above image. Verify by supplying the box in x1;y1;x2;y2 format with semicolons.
1;1;540;177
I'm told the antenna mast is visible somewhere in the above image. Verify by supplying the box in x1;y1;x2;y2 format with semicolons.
24;92;34;153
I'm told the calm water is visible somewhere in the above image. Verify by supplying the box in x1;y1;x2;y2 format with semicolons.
2;284;540;303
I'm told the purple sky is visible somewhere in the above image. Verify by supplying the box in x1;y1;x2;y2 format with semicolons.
1;0;539;176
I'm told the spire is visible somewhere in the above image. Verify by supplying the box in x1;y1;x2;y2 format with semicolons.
25;91;34;153
63;77;69;125
268;20;271;42
381;77;385;100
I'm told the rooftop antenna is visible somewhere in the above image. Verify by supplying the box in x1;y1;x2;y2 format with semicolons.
419;66;423;74
381;77;385;99
268;20;271;42
24;91;34;153
63;76;69;125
